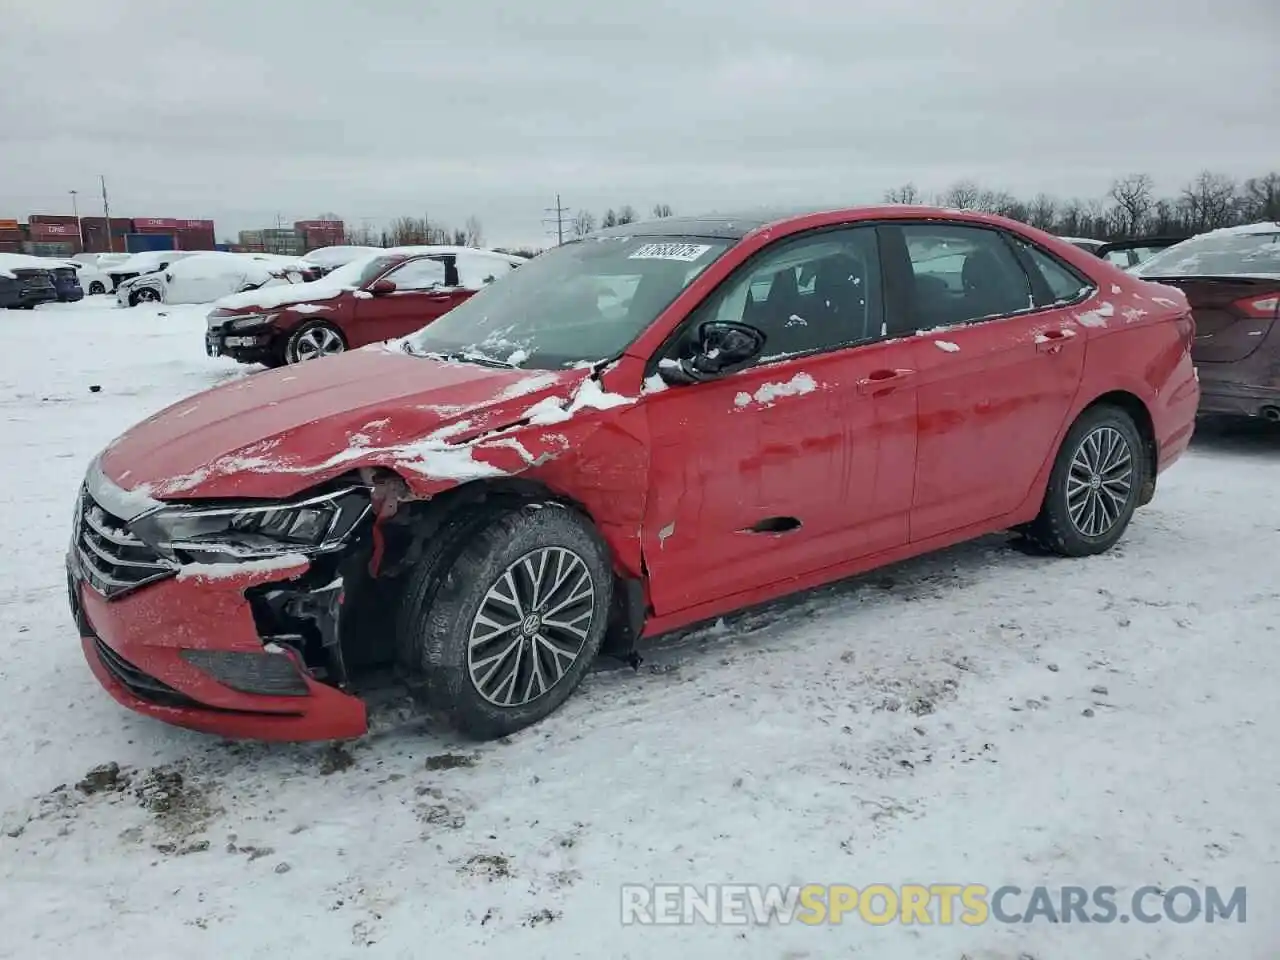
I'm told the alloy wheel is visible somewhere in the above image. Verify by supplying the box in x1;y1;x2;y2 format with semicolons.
467;546;595;707
290;326;345;363
1066;425;1134;538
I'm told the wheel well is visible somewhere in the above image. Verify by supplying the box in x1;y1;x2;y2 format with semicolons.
1083;390;1157;502
371;476;645;662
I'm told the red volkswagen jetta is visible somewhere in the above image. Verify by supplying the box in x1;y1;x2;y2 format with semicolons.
68;206;1199;741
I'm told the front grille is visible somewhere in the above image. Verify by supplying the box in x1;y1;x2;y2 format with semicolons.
94;636;201;709
75;489;176;598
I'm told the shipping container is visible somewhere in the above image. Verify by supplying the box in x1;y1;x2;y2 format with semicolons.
81;216;132;231
0;229;24;242
22;241;76;257
29;214;78;226
125;233;176;253
132;217;180;231
175;219;215;230
175;227;216;251
0;218;19;231
30;222;81;239
0;242;22;253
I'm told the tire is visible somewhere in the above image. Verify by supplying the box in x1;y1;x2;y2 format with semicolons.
1025;404;1148;557
398;503;613;739
285;320;347;364
130;287;160;306
88;282;105;295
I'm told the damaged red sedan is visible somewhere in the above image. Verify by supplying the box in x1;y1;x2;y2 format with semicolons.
68;206;1199;742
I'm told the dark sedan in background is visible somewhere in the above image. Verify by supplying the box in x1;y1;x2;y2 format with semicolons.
1134;223;1280;421
0;255;58;309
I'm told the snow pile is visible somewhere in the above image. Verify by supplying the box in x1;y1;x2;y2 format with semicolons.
0;253;65;278
1075;301;1116;328
934;340;961;353
175;553;309;582
524;376;636;426
734;372;818;408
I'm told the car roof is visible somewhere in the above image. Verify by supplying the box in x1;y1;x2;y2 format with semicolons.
589;205;1029;241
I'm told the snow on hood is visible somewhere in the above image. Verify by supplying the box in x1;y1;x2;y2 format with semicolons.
0;253;60;278
213;253;382;311
97;347;597;500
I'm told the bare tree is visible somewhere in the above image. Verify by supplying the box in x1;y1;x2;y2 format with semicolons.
600;209;618;229
617;204;638;225
389;216;428;246
1108;173;1155;236
1027;194;1058;230
883;183;921;204
651;202;674;218
463;216;484;247
572;210;596;238
941;180;981;210
1241;173;1280;222
1182;171;1238;231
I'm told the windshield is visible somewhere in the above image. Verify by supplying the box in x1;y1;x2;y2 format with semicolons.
327;254;398;288
405;236;732;368
1134;226;1280;279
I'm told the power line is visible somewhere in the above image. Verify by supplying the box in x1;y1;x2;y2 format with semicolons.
541;193;571;245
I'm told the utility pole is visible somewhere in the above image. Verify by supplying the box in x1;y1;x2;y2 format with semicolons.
99;175;114;252
69;190;84;251
542;193;570;246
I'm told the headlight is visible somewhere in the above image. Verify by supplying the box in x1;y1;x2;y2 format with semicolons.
228;313;277;331
132;487;369;561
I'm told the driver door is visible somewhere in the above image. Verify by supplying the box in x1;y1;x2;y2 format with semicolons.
353;256;460;346
640;226;919;616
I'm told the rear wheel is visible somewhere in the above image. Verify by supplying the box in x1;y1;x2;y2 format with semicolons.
1026;404;1147;557
285;320;346;364
397;504;613;739
88;282;105;295
130;287;160;305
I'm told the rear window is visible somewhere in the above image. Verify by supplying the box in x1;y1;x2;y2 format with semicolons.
1134;226;1280;279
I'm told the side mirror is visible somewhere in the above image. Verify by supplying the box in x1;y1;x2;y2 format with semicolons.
369;278;397;295
660;320;766;385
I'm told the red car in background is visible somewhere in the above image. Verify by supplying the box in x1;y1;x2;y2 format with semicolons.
205;246;526;366
69;206;1198;742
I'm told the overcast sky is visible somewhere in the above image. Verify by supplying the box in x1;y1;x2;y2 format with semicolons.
4;0;1277;248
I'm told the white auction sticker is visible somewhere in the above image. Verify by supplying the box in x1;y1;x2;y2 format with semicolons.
628;242;712;262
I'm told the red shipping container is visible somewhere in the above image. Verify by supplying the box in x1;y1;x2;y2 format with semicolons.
133;217;181;230
175;228;216;251
176;219;215;230
30;222;81;239
0;229;24;241
29;214;78;225
81;216;132;230
0;218;19;231
0;241;21;253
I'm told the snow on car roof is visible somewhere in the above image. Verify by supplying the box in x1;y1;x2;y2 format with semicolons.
0;253;64;278
1132;221;1280;280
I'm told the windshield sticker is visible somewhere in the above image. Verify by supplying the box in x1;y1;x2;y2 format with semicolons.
628;243;713;262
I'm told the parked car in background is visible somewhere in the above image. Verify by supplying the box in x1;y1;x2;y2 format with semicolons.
72;207;1197;742
300;245;384;276
116;252;307;307
105;250;201;297
1095;236;1189;271
1133;222;1280;421
1060;236;1105;254
72;252;129;293
0;254;57;309
206;246;525;366
244;254;323;282
48;261;84;302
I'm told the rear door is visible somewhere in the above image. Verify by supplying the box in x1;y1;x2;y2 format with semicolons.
885;222;1091;542
352;256;455;345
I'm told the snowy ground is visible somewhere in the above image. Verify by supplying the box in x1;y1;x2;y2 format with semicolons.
1;298;1277;959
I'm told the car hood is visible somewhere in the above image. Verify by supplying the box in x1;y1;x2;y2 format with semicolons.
98;346;588;501
213;274;357;312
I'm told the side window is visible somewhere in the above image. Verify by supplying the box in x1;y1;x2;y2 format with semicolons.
1014;238;1095;304
902;224;1032;327
383;257;446;290
456;253;515;290
686;227;883;364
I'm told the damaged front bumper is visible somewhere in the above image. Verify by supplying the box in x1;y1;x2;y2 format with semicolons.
69;550;369;741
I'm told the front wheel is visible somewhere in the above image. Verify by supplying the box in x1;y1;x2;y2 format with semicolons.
130;287;160;305
285;320;346;364
88;282;106;295
1026;404;1148;557
398;504;613;739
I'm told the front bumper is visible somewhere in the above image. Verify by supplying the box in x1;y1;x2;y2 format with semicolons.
56;288;84;303
205;327;278;363
68;551;368;741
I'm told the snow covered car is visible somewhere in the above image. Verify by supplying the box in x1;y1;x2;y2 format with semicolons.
1060;236;1106;255
300;245;384;276
106;250;200;302
0;254;57;309
68;206;1198;742
48;261;84;302
205;246;525;366
67;255;118;295
1132;222;1280;420
117;252;305;307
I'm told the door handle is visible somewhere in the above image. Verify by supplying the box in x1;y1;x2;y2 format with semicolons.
1035;329;1075;354
857;368;915;395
